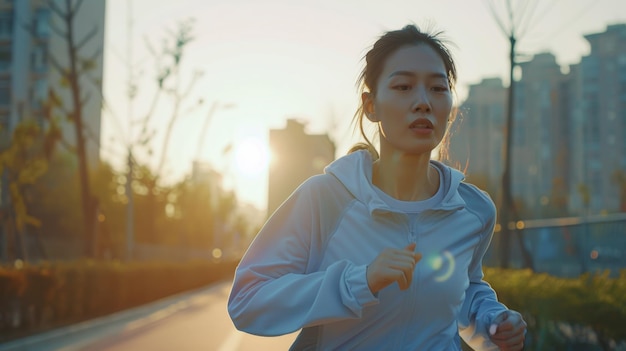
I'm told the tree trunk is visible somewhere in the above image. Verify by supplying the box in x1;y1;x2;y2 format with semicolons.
63;0;95;257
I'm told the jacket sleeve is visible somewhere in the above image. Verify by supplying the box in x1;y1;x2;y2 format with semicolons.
227;176;378;336
458;197;508;350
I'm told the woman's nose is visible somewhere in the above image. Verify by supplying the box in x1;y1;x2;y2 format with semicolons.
412;86;431;113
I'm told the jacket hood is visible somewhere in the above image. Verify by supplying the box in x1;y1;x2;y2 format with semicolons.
324;150;467;214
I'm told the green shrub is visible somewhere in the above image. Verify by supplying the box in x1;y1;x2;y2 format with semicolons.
485;267;626;350
0;259;237;342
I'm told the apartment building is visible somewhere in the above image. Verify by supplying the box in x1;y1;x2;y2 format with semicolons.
267;119;336;216
0;0;105;169
512;52;568;216
569;24;626;213
448;77;506;197
449;23;626;216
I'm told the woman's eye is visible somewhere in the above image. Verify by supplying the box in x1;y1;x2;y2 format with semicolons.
432;86;449;92
394;84;411;91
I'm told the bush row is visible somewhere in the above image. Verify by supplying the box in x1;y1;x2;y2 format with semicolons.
484;267;626;350
0;259;237;342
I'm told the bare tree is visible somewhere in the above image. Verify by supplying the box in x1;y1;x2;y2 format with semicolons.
0;0;99;261
102;13;205;259
44;0;103;257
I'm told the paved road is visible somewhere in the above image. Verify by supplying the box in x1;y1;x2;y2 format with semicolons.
1;281;298;351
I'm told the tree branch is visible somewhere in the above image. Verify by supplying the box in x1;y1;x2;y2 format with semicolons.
49;20;67;38
47;53;70;79
80;91;91;108
70;0;85;19
484;0;509;36
76;26;98;51
57;135;76;154
88;47;102;63
47;0;67;19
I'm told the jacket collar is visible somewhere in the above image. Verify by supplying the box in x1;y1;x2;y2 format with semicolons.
326;150;466;216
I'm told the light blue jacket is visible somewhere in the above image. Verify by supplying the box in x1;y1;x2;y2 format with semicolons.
228;150;508;350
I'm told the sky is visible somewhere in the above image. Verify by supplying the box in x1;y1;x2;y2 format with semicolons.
101;0;626;212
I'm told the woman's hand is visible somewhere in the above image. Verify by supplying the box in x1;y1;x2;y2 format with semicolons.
489;310;527;351
366;242;422;294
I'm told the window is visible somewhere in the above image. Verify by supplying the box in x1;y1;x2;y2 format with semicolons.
31;44;47;72
31;78;47;109
34;9;49;38
0;112;8;128
0;47;10;71
0;82;9;105
0;12;12;38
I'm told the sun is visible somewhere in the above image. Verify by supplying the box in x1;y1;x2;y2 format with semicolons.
233;136;271;177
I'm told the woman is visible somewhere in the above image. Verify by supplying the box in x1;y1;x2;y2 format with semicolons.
228;24;526;350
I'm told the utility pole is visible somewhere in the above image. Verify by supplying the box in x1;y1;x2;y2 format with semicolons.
486;0;535;269
500;33;516;268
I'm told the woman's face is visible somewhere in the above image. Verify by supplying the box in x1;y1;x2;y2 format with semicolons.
364;44;453;156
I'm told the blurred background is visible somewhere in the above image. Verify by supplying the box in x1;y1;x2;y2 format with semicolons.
1;0;626;350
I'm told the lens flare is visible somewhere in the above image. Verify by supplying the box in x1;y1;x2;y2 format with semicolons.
426;251;455;282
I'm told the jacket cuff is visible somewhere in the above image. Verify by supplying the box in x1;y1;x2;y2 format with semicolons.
345;264;379;307
478;309;506;349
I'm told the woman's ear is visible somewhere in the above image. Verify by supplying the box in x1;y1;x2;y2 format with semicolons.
362;92;377;122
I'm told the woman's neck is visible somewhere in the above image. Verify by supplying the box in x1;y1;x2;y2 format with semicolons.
372;151;439;202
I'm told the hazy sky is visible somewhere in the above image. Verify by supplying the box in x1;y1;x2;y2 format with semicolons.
102;0;626;211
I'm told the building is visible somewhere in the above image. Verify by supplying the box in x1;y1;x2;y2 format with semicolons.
0;0;105;169
450;23;626;217
0;0;105;261
267;119;336;216
512;52;569;217
569;23;626;214
448;77;506;197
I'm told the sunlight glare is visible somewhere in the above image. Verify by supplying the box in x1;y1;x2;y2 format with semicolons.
234;137;271;177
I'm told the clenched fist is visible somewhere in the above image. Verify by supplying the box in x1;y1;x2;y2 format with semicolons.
489;310;527;351
366;242;422;294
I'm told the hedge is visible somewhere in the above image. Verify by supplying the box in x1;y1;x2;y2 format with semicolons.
0;259;237;342
484;267;626;350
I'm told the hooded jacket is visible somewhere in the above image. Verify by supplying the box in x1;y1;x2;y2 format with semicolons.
228;150;508;350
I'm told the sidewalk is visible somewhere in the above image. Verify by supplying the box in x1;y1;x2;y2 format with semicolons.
0;283;227;351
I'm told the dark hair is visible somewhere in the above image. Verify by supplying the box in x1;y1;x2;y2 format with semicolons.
350;24;458;160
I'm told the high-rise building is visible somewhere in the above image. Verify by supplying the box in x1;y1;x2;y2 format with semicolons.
0;0;105;169
450;23;626;217
513;52;568;216
570;23;626;214
267;119;336;216
448;77;506;196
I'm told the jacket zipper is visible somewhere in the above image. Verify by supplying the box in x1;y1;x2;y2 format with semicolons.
399;214;420;349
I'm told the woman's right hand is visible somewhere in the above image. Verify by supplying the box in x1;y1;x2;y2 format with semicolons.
366;242;422;294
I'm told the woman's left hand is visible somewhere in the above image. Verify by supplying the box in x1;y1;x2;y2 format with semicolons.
488;310;527;351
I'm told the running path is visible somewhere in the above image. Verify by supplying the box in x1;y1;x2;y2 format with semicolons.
0;282;298;351
81;281;299;351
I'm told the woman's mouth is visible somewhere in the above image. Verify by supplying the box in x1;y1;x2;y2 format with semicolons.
409;118;434;134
